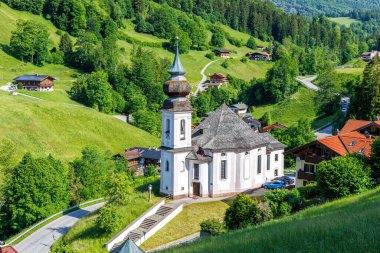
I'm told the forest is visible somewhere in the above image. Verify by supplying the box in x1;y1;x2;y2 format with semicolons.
270;0;380;17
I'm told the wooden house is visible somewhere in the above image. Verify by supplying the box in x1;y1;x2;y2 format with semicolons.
14;75;55;92
214;49;230;58
246;51;271;61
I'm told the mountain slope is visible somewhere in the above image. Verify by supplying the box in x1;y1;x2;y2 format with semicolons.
161;187;380;253
0;92;160;162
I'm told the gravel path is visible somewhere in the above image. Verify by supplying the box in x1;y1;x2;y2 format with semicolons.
194;60;217;96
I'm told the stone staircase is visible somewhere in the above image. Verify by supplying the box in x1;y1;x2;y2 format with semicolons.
111;203;180;251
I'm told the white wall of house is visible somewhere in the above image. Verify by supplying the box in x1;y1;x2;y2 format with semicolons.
188;161;209;197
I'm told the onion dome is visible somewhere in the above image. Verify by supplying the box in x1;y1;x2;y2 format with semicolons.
163;39;191;97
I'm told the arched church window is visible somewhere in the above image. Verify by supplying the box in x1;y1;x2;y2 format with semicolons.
166;160;170;172
166;119;170;139
180;119;186;140
221;153;226;156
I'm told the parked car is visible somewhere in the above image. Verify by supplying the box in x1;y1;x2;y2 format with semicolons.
262;180;286;189
274;176;295;185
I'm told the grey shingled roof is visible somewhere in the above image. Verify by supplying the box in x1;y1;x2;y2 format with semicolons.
231;103;248;110
192;104;285;151
14;75;54;82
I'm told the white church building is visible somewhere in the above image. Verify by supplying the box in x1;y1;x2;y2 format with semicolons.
160;42;286;199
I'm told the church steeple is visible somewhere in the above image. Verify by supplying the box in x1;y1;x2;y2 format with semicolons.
163;38;191;99
168;39;186;76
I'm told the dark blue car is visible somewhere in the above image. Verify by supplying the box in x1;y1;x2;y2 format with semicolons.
263;180;286;189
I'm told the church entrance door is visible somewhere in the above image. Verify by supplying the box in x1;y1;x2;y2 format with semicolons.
193;182;201;197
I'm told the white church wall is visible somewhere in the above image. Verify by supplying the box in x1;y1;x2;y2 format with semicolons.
188;161;209;197
161;110;192;149
160;151;173;195
172;152;190;198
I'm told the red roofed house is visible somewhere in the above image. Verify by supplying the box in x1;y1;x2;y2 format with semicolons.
262;123;288;133
14;74;55;92
340;119;380;136
286;132;373;187
246;51;271;61
0;245;18;253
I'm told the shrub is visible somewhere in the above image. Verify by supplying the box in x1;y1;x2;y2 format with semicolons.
298;184;320;199
264;189;302;218
225;194;257;230
144;164;159;177
205;52;215;60
200;218;223;235
246;36;257;49
254;202;273;223
241;57;248;63
221;60;229;69
96;204;119;233
317;156;372;199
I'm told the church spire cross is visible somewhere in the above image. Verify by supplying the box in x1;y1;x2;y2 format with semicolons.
168;37;186;76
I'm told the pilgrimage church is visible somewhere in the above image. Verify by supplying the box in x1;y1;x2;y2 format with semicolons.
160;42;286;199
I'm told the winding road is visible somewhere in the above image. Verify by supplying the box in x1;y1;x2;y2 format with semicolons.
14;202;105;253
194;60;217;96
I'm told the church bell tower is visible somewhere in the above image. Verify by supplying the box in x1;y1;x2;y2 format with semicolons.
160;40;193;199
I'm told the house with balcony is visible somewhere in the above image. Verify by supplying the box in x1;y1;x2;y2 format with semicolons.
286;132;372;188
340;119;380;136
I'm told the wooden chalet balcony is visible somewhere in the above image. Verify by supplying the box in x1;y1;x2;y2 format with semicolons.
297;170;317;181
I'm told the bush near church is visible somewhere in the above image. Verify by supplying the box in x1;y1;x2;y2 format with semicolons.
317;156;373;199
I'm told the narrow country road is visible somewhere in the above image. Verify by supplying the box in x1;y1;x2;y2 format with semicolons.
295;76;320;91
14;202;105;253
194;60;217;96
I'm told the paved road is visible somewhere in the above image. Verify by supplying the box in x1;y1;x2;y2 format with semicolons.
194;60;217;96
315;124;333;139
14;202;105;253
295;76;320;91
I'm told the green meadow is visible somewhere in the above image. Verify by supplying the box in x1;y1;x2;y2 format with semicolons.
161;187;380;253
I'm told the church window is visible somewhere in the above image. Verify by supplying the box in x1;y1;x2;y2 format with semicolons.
221;160;227;179
267;155;270;170
194;164;200;180
181;161;185;172
275;154;279;161
180;119;186;140
166;119;170;139
166;160;170;172
257;155;262;174
221;153;226;156
244;157;250;179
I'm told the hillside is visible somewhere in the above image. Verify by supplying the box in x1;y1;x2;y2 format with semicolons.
0;92;160;162
271;0;380;16
161;187;380;253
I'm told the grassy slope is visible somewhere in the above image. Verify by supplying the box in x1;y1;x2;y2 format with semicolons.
0;92;160;161
141;201;229;251
252;87;322;127
161;187;380;253
329;17;361;27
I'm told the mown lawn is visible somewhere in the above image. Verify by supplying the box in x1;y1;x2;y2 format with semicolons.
141;201;230;251
0;92;160;162
160;187;380;253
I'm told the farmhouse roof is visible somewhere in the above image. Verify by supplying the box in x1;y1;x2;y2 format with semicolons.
210;73;227;78
252;51;271;56
192;104;285;151
286;131;372;157
340;119;380;134
215;49;230;53
262;123;289;132
14;75;55;82
230;103;248;110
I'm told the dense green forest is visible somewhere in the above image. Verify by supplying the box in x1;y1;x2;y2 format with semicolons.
270;0;380;17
